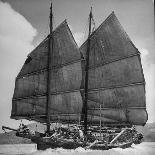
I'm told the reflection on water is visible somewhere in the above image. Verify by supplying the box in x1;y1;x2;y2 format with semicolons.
0;142;155;155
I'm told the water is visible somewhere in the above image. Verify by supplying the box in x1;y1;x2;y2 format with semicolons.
0;142;155;155
0;144;36;155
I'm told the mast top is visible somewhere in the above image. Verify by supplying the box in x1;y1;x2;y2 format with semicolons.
90;7;93;18
50;1;52;13
49;1;53;35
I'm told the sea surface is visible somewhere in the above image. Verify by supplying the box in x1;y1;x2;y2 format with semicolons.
0;142;155;155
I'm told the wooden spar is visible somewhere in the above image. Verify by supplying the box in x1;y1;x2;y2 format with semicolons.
110;128;127;144
2;126;18;132
83;7;92;136
46;1;53;133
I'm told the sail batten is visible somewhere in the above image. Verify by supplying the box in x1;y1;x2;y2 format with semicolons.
88;82;145;93
87;53;139;70
13;82;145;101
16;59;84;80
88;107;146;110
12;98;81;114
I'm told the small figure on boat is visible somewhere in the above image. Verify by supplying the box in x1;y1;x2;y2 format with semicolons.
73;127;84;141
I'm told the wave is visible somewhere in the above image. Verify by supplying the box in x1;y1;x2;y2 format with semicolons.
0;142;155;155
30;142;155;155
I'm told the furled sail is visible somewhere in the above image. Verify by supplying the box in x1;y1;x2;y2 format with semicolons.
11;20;83;123
80;12;148;126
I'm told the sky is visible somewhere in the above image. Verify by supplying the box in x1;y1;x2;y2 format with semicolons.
0;0;154;132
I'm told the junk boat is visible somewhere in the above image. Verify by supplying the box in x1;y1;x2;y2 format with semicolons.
2;1;147;150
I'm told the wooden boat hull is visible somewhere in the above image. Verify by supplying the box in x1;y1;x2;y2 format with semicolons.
33;136;133;150
15;127;143;150
35;140;133;150
36;140;83;150
32;136;83;150
15;131;134;150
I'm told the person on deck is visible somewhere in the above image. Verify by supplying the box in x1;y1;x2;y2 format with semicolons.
78;128;84;141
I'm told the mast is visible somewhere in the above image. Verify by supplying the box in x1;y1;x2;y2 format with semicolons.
83;7;93;136
100;104;102;137
46;1;53;133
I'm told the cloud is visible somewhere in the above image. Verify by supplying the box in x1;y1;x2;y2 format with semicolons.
73;32;85;47
68;24;85;47
134;35;155;123
140;48;149;60
140;48;155;123
144;63;155;123
0;1;37;131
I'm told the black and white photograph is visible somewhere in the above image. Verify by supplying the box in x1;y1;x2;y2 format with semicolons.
0;0;154;154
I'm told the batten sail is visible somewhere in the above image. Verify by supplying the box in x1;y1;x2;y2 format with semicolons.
11;11;147;126
80;12;147;125
11;20;83;123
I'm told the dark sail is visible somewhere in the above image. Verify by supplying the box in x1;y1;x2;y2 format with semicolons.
11;12;147;126
11;20;83;123
80;12;147;125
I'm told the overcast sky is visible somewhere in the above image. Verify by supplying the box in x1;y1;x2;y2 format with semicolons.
0;0;154;132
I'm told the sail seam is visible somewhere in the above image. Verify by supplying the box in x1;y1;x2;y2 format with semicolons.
12;81;145;101
17;59;84;79
88;81;145;93
87;53;140;70
13;98;76;115
88;107;146;110
17;54;140;79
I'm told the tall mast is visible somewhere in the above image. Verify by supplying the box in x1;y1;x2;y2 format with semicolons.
46;1;53;133
83;7;92;136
